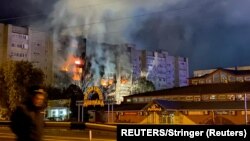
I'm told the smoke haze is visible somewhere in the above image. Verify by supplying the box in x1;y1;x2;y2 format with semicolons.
46;0;250;78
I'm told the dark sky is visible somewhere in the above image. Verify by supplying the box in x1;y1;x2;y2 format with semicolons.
127;0;250;75
1;0;250;76
0;0;57;26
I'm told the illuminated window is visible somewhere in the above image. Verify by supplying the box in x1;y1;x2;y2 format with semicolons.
192;80;198;85
236;94;244;101
218;95;226;100
186;96;193;101
126;98;131;103
227;95;235;101
209;95;216;100
220;72;228;83
194;96;201;101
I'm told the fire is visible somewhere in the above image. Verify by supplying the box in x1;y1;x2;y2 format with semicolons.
101;77;115;88
75;60;81;65
120;76;129;84
61;55;85;81
108;79;114;85
101;79;109;87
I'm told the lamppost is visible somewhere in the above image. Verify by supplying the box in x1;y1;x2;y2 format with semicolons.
245;93;248;125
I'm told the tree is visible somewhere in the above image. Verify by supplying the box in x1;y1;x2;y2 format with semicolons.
0;60;44;115
45;86;64;100
0;68;7;109
63;84;83;121
131;76;155;94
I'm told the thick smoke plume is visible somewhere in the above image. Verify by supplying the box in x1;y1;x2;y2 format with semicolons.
48;0;250;86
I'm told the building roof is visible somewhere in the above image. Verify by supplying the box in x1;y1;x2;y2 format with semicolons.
105;100;250;111
153;99;250;110
124;82;250;98
103;103;148;111
190;68;250;79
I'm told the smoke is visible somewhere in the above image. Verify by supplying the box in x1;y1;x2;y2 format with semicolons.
49;0;171;87
48;0;250;86
128;0;250;74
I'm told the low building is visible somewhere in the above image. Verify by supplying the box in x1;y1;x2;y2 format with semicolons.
96;82;250;125
193;66;250;77
103;100;250;125
46;99;71;121
189;68;250;85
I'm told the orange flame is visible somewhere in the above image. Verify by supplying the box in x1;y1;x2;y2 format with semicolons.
61;55;85;81
120;76;129;84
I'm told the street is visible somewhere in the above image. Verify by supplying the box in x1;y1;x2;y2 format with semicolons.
0;127;116;141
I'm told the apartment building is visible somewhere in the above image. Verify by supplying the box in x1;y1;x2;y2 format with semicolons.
0;23;53;85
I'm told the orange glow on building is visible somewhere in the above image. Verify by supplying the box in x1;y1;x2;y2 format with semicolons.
108;79;114;85
61;55;85;81
101;79;109;87
120;76;129;84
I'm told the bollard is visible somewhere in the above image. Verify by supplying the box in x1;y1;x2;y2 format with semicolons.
89;130;92;141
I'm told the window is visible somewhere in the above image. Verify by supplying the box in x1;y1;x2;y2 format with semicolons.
229;76;236;82
145;97;151;102
126;99;131;103
179;97;186;101
194;96;201;101
245;76;250;81
236;94;244;101
206;78;212;83
138;97;144;102
192;80;198;85
186;96;193;101
236;77;244;82
220;72;228;83
209;95;216;100
227;95;235;101
218;95;226;100
213;72;220;83
188;111;204;115
132;98;138;103
201;95;209;101
199;79;205;84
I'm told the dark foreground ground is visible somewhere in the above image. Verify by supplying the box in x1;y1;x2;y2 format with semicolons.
0;127;116;141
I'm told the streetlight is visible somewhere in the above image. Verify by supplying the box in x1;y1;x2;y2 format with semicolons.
245;93;248;125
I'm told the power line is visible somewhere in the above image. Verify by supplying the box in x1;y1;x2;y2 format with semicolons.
63;0;216;30
0;1;128;22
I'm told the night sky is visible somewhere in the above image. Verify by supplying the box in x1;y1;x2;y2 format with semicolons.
1;0;250;76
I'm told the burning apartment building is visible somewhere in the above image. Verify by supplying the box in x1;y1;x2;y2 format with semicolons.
55;37;189;104
54;36;86;88
85;40;189;104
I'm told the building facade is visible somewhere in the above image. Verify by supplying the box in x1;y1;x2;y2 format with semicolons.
193;66;250;77
0;23;53;85
190;68;250;85
142;50;189;90
96;82;250;125
84;41;189;103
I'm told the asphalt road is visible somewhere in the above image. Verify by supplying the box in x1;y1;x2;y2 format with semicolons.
0;127;116;141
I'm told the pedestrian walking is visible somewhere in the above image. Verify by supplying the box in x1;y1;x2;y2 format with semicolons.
10;85;47;141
